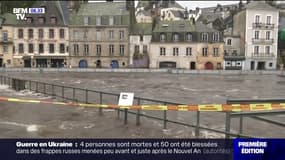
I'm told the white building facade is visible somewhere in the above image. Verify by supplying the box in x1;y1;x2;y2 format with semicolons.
242;2;279;70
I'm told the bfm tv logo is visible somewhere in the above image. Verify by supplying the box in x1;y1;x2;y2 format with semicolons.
13;8;45;20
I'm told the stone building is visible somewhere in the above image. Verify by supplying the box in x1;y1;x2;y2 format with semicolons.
69;1;134;68
149;20;196;69
12;1;69;68
0;13;15;68
233;1;279;70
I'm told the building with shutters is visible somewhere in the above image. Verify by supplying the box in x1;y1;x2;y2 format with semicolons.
69;1;134;68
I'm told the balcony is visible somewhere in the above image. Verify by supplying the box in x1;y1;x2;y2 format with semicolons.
251;52;275;58
224;52;245;60
252;23;275;29
0;38;13;44
252;38;274;44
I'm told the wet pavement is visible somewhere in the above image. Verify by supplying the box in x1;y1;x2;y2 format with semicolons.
0;72;285;138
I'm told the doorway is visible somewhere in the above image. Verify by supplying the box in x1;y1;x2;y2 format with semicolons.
0;58;2;67
79;60;88;68
204;62;214;70
190;62;196;70
257;61;265;70
24;59;31;68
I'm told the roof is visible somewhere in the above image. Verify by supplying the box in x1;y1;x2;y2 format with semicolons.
130;23;152;35
195;21;218;32
76;2;129;16
170;10;183;18
245;1;276;10
153;20;195;33
136;10;151;17
2;1;66;26
0;13;18;25
136;1;150;9
70;2;130;26
58;1;70;25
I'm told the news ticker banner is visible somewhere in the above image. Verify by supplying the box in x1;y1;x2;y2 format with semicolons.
0;139;233;160
0;139;284;160
1;96;285;112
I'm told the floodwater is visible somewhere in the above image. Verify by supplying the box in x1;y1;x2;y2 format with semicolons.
0;72;285;138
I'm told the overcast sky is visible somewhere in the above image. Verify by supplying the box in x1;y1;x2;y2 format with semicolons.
90;1;242;10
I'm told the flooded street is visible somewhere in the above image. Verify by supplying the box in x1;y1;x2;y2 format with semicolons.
0;72;285;138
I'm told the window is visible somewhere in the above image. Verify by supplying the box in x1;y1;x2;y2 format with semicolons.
186;33;192;41
28;29;33;39
173;47;179;56
254;46;259;54
38;17;45;24
96;30;101;41
83;31;88;39
38;29;43;39
19;43;24;54
109;16;114;25
49;29;54;39
109;45;114;56
84;44;89;56
119;31;124;40
186;47;192;56
202;47;208;56
227;39;232;45
143;45;147;53
18;29;23;39
266;31;270;40
135;45;139;53
140;35;143;41
3;32;8;41
96;45;101;56
49;44;54;53
74;31;79;40
202;33;208;41
73;44;79;55
60;29;65;39
269;62;273;67
84;16;89;26
213;48;219;57
213;33;219;41
254;31;259;39
109;30;114;40
39;44;44;54
265;46;270;54
160;47;166;56
160;33;166;42
28;43;33;53
173;33;179;42
233;50;237;55
120;45;125;56
96;16;101;25
266;16;271;24
50;17;57;24
255;15;260;23
60;44;65;53
3;45;8;53
27;17;33;23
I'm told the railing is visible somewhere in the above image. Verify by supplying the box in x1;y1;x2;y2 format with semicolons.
252;23;275;29
224;53;245;59
252;38;274;44
252;52;275;58
226;99;285;139
0;38;13;43
1;74;284;138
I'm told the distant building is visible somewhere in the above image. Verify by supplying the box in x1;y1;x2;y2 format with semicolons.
11;1;69;68
233;1;279;70
129;23;152;68
69;1;133;68
136;10;152;23
149;20;224;70
0;14;15;68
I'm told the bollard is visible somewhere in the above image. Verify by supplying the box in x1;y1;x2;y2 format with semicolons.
195;111;200;138
85;89;88;104
163;110;167;129
62;86;64;100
